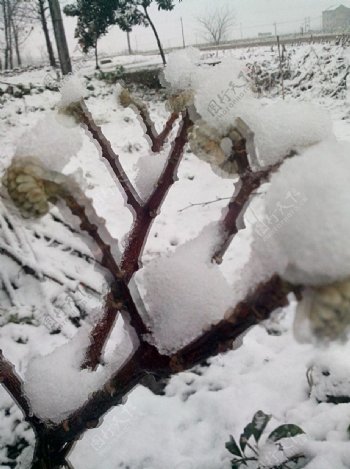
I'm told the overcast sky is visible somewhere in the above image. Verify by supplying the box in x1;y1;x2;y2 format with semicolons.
23;0;350;63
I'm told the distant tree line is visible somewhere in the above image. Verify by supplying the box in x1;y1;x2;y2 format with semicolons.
0;0;181;73
64;0;182;68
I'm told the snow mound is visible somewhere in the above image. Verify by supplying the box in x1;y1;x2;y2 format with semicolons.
244;101;333;167
308;343;350;403
163;47;201;91
261;140;350;285
138;224;236;354
134;153;167;199
194;56;253;133
59;75;85;108
24;321;133;423
15;112;82;172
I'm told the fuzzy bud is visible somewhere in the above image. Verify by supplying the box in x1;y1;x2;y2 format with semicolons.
167;90;194;113
189;121;238;178
294;278;350;341
3;157;63;218
118;88;133;108
58;100;84;124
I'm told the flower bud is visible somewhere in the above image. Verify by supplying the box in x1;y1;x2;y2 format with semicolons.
189;121;238;178
3;158;63;218
167;90;194;114
118;88;133;108
294;278;350;341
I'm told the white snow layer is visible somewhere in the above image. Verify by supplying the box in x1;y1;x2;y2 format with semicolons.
260;140;350;285
165;51;333;167
243;101;333;167
59;75;85;108
24;320;134;423
162;47;201;91
15;112;83;172
134;153;167;199
138;224;236;354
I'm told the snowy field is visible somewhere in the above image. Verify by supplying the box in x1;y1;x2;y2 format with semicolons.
1;42;350;468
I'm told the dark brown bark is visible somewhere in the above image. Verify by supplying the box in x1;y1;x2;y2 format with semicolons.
121;111;192;280
126;31;132;54
61;192;150;370
45;275;296;450
79;101;143;215
11;17;21;67
48;0;72;75
143;5;166;66
38;0;57;68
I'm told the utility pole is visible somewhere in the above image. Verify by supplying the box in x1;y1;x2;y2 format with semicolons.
274;22;278;36
48;0;72;75
240;23;243;39
180;17;186;48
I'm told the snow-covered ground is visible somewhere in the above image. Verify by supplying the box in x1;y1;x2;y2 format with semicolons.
1;43;350;468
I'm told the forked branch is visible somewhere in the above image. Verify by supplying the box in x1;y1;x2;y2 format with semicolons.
121;110;193;281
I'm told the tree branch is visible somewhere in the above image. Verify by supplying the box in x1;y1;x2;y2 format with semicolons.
60;190;150;370
0;350;43;433
130;98;179;152
66;111;191;369
212;168;273;264
121;111;193;281
78;101;143;215
46;275;296;449
212;121;280;264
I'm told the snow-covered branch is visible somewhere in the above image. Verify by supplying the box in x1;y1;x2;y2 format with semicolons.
117;85;180;153
77;101;143;215
0;351;41;435
121;110;193;280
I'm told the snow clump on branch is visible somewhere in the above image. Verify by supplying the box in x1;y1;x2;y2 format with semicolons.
138;224;236;354
262;140;350;286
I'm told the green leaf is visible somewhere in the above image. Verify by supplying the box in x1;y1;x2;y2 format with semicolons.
226;435;243;457
231;463;242;469
239;411;271;450
267;424;305;443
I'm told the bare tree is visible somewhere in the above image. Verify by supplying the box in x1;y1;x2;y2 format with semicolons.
11;1;35;67
197;6;235;47
0;0;36;69
0;0;13;68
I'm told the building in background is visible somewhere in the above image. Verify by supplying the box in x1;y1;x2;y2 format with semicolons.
323;4;350;33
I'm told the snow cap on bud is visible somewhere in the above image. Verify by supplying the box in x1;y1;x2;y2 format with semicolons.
189;120;238;178
57;75;85;123
15;113;82;172
166;90;194;114
59;74;85;108
263;140;350;286
162;47;201;91
294;278;350;342
3;157;63;218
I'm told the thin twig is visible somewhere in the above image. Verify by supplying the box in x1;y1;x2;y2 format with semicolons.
78;101;143;215
154;112;180;152
212;168;273;264
178;197;231;213
124;91;179;152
